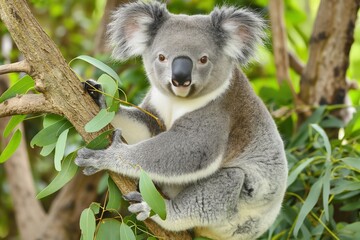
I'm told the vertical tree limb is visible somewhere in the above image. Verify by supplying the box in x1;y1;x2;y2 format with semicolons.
0;76;46;240
269;0;299;104
0;0;190;239
299;0;360;114
269;0;290;84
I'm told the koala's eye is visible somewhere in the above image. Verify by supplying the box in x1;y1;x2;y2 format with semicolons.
158;54;166;62
200;56;208;64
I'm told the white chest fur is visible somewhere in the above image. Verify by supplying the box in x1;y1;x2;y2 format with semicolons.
149;80;231;129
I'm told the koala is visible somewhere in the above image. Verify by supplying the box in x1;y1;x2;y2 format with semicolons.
75;1;288;240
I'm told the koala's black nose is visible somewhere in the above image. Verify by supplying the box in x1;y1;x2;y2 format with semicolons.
172;56;192;87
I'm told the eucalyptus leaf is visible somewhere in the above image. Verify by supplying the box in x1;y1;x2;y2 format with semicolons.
54;129;69;171
31;118;72;147
40;143;56;157
287;157;315;187
294;178;323;237
3;115;26;138
120;222;136;240
71;55;121;83
90;202;101;215
0;75;34;103
106;177;123;210
0;130;22;163
80;208;96;240
86;129;112;150
97;219;121;240
341;157;360;170
311;124;331;161
84;109;115;133
36;153;78;199
139;170;166;220
97;74;119;112
322;163;331;221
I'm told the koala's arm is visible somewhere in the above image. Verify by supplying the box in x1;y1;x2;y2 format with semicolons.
83;80;161;143
76;108;229;184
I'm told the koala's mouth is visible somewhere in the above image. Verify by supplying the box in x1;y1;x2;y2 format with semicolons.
168;82;194;98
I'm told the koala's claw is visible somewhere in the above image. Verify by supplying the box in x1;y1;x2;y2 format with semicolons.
123;191;143;202
128;201;151;221
124;191;151;221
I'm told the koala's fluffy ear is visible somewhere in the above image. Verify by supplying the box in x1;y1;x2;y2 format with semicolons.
108;1;169;60
210;6;266;65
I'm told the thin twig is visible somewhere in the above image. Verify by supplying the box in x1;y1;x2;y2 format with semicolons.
0;60;31;75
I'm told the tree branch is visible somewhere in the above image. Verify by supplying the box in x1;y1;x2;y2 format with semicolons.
269;0;300;105
0;94;62;117
0;0;190;239
0;60;31;75
269;0;290;84
288;51;304;75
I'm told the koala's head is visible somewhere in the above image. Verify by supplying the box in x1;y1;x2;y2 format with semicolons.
108;1;265;98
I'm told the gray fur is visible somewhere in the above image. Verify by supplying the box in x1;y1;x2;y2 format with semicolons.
76;2;287;240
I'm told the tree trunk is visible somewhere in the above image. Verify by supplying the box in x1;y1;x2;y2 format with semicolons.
299;0;360;123
0;76;46;240
0;1;191;239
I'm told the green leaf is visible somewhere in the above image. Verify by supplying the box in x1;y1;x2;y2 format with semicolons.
84;109;115;133
86;129;112;150
97;74;120;112
80;208;96;240
139;170;167;220
54;129;69;171
341;157;360;170
90;202;101;215
40;143;56;157
289;106;325;148
106;177;123;210
120;222;136;240
71;55;121;83
322;163;331;221
287;157;315;187
331;181;360;195
3;115;26;138
311;124;331;161
31;118;72;147
0;75;34;103
36;153;78;199
43;114;65;128
0;130;22;163
294;178;323;237
97;219;121;240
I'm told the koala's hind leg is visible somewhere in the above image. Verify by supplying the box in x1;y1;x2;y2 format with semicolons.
152;168;244;232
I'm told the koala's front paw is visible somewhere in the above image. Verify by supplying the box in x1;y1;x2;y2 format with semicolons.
124;191;151;221
75;148;105;175
75;129;124;175
83;79;106;109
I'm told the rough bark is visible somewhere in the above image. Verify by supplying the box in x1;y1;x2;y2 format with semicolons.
0;76;46;240
269;0;298;104
269;0;290;84
0;1;190;239
299;0;360;120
